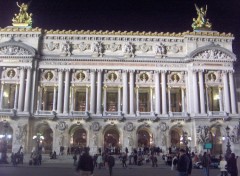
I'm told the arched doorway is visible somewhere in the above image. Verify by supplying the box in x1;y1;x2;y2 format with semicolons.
72;128;87;148
35;123;53;154
103;125;120;154
0;121;13;153
137;125;152;148
209;125;222;155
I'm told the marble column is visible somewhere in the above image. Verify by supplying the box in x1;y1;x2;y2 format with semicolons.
161;71;167;115
154;71;161;115
52;86;57;111
90;70;96;114
118;86;122;115
181;88;185;112
168;88;171;112
14;84;19;110
222;71;230;113
63;69;70;114
192;70;199;114
57;70;64;113
0;83;4;109
122;70;128;114
24;68;32;112
129;70;134;115
85;86;89;112
219;87;223;112
150;87;154;114
198;70;206;114
18;67;26;112
96;70;102;114
37;86;43;111
229;71;236;114
103;86;107;113
136;86;139;115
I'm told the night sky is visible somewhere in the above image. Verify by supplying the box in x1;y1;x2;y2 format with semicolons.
1;0;240;65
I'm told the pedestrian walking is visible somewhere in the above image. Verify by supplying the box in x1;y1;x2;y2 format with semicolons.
97;154;103;169
227;153;238;176
76;147;94;176
219;157;228;176
176;149;190;176
201;152;211;176
122;153;127;168
73;153;77;166
106;154;115;176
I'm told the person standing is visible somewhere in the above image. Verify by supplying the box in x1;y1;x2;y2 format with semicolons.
227;153;238;176
122;153;127;168
97;154;103;169
176;149;190;176
76;147;94;176
219;157;227;176
237;156;240;176
201;152;211;176
106;154;115;176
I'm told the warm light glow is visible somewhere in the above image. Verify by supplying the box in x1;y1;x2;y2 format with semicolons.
188;136;192;141
213;94;220;100
0;135;4;138
3;91;9;97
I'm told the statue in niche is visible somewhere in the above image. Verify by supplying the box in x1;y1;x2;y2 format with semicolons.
61;42;71;56
161;133;167;146
128;134;134;146
155;43;166;56
92;133;98;146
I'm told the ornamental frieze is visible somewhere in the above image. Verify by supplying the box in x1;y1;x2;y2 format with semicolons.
193;49;231;60
0;45;32;56
44;42;60;51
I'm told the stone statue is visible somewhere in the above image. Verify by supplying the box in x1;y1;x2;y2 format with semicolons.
128;134;133;146
15;125;27;145
58;134;64;146
12;1;32;27
161;133;167;146
92;133;98;146
61;42;71;56
192;4;212;30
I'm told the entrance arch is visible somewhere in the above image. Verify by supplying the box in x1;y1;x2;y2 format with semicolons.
209;125;222;155
35;123;53;154
169;126;185;151
69;125;87;149
103;125;120;154
137;125;152;147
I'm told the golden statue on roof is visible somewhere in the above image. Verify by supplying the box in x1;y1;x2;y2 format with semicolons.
12;1;32;27
192;4;212;31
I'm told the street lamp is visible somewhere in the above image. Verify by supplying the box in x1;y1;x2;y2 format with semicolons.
225;126;232;159
33;133;44;154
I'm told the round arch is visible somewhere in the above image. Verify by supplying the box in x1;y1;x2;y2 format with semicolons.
102;125;120;154
209;124;222;155
68;124;87;150
0;121;13;153
136;124;153;148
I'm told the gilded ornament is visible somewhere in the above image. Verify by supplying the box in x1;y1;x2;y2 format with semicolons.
12;1;33;27
192;4;212;31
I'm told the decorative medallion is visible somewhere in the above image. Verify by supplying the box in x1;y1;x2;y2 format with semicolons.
108;72;117;82
56;121;67;131
171;74;180;82
45;71;53;81
124;122;134;132
208;73;216;81
140;73;149;81
7;69;16;78
91;122;100;131
159;122;168;132
76;71;86;81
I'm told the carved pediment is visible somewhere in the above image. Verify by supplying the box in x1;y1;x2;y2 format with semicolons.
0;40;36;57
190;44;236;62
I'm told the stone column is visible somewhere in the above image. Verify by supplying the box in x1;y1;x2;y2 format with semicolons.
118;86;122;115
37;86;43;111
168;87;171;112
219;87;223;112
206;87;209;113
52;86;57;111
222;71;230;113
57;69;64;113
229;71;236;114
63;69;70;114
192;70;199;114
96;70;102;114
18;67;26;112
136;86;139;115
14;84;19;110
103;86;107;113
154;71;161;115
24;67;32;112
198;70;206;114
150;87;154;114
161;71;167;115
90;70;96;114
85;86;89;112
129;70;134;115
0;83;4;109
181;88;185;112
122;70;128;114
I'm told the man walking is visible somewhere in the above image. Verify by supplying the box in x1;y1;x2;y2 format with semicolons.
201;152;211;176
107;153;115;176
76;147;94;176
176;149;190;176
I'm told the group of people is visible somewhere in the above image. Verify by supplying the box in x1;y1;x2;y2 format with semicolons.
75;147;115;176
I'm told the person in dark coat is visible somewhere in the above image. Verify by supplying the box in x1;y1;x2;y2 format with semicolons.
176;149;190;176
186;152;192;175
76;147;94;176
106;154;115;176
227;153;238;176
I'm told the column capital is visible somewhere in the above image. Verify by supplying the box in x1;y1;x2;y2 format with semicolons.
64;68;71;72
122;69;128;73
57;69;65;72
90;69;96;73
228;70;234;74
192;69;198;73
97;69;103;73
129;69;135;73
160;70;167;74
154;70;160;74
198;69;205;73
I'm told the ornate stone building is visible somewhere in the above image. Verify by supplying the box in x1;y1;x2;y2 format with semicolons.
0;27;239;156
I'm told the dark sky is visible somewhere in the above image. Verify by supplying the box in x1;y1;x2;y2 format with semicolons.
1;0;240;64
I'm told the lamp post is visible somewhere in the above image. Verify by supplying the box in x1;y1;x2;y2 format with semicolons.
225;126;232;159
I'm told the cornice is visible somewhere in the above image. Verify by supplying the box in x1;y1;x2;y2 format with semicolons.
0;27;41;33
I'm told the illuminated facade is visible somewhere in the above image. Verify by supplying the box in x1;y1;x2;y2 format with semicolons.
0;27;239;156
